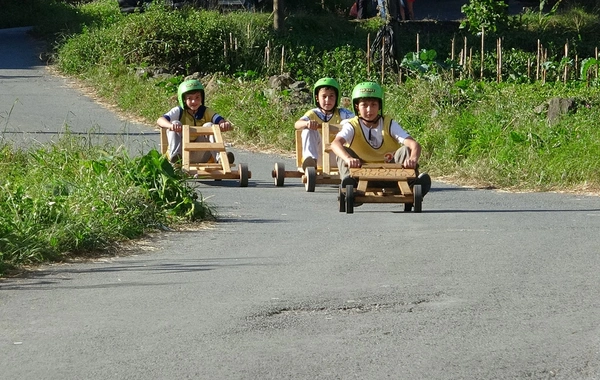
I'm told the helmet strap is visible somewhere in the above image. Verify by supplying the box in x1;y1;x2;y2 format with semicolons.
359;114;381;125
318;104;335;114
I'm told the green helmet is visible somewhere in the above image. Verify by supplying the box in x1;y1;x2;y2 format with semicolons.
177;79;205;109
351;81;384;116
313;77;340;109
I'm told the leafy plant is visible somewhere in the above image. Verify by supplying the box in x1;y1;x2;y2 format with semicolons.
400;49;450;79
460;0;510;34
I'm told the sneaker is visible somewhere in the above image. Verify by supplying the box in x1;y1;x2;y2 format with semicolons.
218;152;235;164
227;151;235;164
341;176;357;188
416;173;431;196
302;156;317;170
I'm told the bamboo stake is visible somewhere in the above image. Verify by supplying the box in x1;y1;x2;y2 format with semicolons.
596;46;598;79
280;45;285;74
247;23;250;39
463;36;467;66
480;27;485;80
536;39;540;81
563;40;568;84
458;49;467;79
451;36;455;80
416;33;420;53
469;48;473;79
381;35;385;84
542;48;547;84
527;57;531;80
497;37;502;83
235;38;238;51
224;41;227;58
230;33;233;48
265;40;270;67
367;33;371;78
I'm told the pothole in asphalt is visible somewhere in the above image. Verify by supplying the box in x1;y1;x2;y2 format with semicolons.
244;292;448;330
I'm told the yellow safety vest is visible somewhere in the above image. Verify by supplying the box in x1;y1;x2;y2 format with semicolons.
305;109;345;124
346;116;400;163
179;106;218;126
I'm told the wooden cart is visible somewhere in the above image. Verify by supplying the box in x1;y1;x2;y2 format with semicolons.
338;164;423;214
160;124;250;187
271;122;341;192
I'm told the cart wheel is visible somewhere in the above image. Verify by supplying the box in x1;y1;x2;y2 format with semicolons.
305;166;316;192
345;185;354;214
238;163;249;187
338;185;346;212
413;184;423;213
274;162;285;187
404;202;413;212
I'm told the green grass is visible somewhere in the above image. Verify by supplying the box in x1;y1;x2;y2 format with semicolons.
0;135;213;275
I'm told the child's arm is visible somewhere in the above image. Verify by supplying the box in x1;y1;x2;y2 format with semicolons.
331;136;361;168
401;137;422;169
295;117;319;131
157;116;182;133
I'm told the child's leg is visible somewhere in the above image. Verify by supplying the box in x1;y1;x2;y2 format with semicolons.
167;130;182;162
399;0;406;20
406;0;414;20
393;146;410;166
190;135;213;163
336;147;362;180
301;129;322;163
394;145;420;174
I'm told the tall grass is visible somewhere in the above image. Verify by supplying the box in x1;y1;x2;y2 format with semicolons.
0;135;213;275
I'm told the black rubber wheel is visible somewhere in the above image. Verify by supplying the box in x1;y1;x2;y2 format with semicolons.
413;184;423;213
338;185;346;212
274;162;285;187
345;184;354;214
404;202;412;212
305;166;316;192
238;163;249;187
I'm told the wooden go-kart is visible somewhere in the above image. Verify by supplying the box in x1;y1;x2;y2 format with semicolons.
338;164;423;214
272;122;341;192
159;123;250;187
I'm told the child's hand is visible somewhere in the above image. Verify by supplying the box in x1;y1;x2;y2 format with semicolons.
170;120;182;132
306;120;319;130
346;157;362;168
403;157;417;169
219;121;232;132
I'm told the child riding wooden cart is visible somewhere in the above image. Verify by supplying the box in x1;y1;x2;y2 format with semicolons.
271;122;340;192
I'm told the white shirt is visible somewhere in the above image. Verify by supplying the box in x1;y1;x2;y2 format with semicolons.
299;107;355;123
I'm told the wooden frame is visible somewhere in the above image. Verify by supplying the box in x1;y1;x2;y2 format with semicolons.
272;122;341;191
339;164;423;214
159;124;250;186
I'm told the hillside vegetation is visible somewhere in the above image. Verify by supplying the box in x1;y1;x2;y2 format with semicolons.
39;0;599;191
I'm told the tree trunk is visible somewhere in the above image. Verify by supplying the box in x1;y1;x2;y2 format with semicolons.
274;0;284;32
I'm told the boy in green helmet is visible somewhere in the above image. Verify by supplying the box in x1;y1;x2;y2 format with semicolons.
294;77;354;170
157;79;234;163
330;81;431;195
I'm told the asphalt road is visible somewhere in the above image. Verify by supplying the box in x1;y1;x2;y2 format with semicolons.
2;25;600;380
